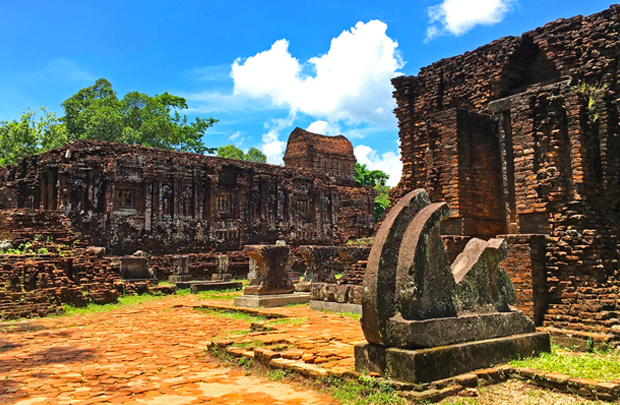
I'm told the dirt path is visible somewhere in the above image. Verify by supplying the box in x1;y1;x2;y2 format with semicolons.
0;295;338;405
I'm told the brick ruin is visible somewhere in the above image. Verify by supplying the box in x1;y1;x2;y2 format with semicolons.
0;128;374;255
0;128;375;319
391;5;620;344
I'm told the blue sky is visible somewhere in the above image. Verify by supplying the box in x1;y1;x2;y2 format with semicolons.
0;0;614;185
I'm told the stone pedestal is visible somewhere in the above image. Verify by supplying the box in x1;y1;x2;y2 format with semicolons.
169;255;191;284
235;244;296;308
242;245;294;296
355;332;550;383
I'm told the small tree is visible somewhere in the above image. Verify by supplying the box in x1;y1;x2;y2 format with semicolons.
354;163;391;222
217;144;267;163
0;108;67;166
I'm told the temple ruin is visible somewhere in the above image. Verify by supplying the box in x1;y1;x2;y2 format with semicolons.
0;128;375;319
391;5;620;345
0;128;375;255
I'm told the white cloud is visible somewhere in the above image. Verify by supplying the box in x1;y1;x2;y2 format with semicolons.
231;20;404;129
426;0;516;40
354;145;402;187
261;115;296;165
228;131;244;146
306;120;341;135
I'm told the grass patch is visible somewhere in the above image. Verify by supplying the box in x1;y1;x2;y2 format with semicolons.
341;312;362;321
228;329;253;336
321;309;362;321
266;317;307;326
283;302;309;307
231;340;265;350
196;308;266;323
326;375;404;405
64;294;165;317
196;289;243;300
175;288;192;296
509;344;620;381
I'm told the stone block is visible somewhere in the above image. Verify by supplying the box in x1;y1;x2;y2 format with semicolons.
234;292;310;308
309;300;362;314
355;332;550;383
189;281;242;293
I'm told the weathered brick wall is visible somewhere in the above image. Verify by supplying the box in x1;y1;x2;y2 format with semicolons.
0;139;375;255
150;251;249;280
498;235;548;325
0;253;121;320
392;5;620;343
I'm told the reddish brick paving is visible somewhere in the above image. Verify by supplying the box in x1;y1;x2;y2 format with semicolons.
0;296;340;405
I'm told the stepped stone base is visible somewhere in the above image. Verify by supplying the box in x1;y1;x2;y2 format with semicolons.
234;292;310;308
355;332;550;383
310;300;362;314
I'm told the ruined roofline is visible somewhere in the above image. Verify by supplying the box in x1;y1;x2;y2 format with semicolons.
392;4;620;87
2;139;370;189
25;139;287;170
284;127;356;160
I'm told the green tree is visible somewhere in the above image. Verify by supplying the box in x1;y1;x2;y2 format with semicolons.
60;78;218;154
245;147;267;163
354;163;391;222
0;108;67;166
217;144;245;160
354;163;389;188
217;144;267;163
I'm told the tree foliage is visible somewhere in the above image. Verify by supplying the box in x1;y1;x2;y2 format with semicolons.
354;163;391;222
1;78;219;166
217;144;267;163
0;108;67;166
61;78;218;154
354;163;389;188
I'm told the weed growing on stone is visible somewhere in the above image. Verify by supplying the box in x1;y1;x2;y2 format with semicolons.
325;375;404;405
509;343;620;380
238;356;253;368
196;308;266;323
231;340;264;350
268;369;290;381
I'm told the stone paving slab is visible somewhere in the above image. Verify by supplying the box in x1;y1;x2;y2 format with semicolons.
0;295;339;405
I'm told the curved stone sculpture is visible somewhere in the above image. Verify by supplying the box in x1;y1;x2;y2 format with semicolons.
357;188;550;383
361;189;535;349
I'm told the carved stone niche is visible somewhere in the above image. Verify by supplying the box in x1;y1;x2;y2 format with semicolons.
355;189;550;384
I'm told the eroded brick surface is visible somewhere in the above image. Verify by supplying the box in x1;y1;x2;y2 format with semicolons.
0;133;374;256
392;5;620;342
